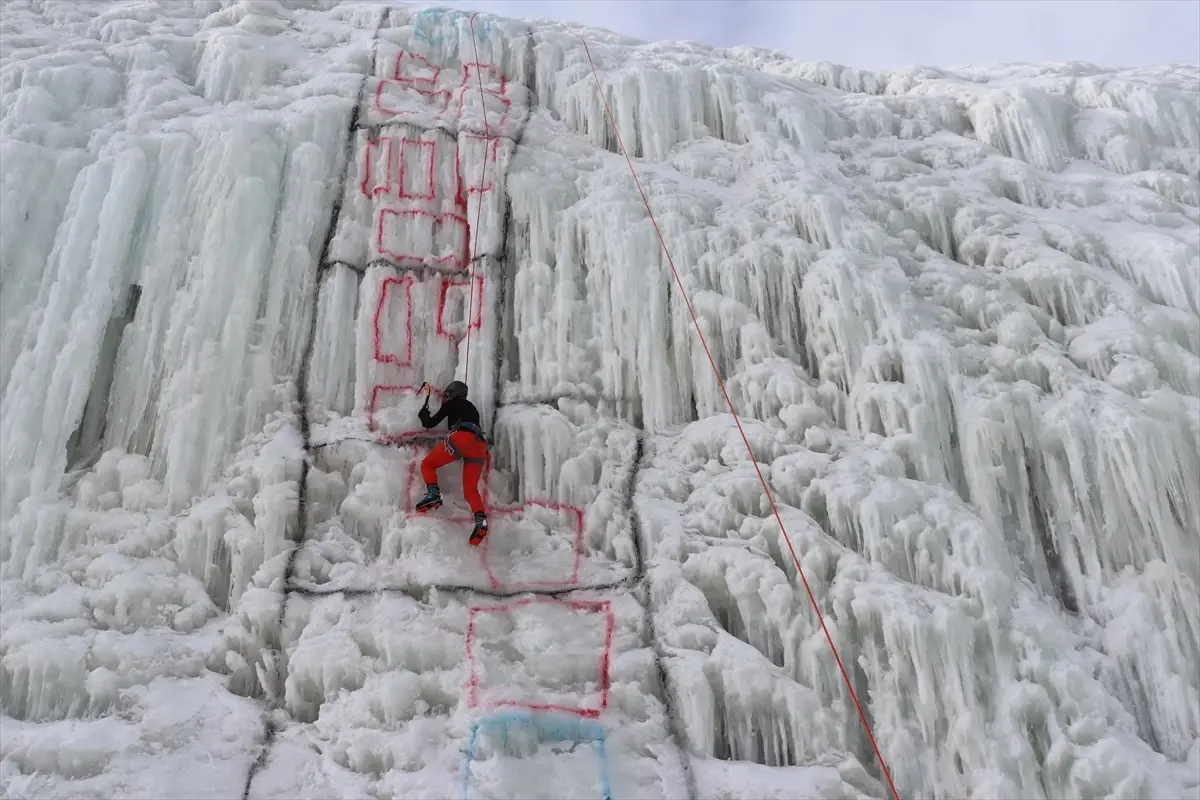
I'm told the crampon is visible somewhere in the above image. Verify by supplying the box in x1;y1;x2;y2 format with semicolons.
469;513;489;547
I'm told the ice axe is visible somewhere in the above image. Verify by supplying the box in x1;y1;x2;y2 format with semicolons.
417;382;432;408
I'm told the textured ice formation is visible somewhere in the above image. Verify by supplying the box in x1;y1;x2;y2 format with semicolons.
2;1;1198;799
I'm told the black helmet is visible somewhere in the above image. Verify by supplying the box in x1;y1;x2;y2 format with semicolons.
444;380;468;400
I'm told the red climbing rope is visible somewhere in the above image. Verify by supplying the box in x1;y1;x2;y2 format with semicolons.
463;13;491;380
576;34;902;800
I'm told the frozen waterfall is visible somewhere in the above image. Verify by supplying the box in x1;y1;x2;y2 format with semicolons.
1;2;1198;799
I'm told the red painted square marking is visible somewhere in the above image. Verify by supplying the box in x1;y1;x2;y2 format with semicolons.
374;50;452;117
454;61;512;132
437;274;485;341
478;500;586;592
367;384;417;434
376;207;469;270
372;275;413;368
397;137;437;200
375;79;452;117
362;137;438;201
367;384;444;436
361;136;393;199
456;133;502;196
465;597;615;719
400;456;586;592
391;50;441;88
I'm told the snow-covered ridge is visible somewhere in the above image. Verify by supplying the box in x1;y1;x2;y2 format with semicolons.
2;1;1198;798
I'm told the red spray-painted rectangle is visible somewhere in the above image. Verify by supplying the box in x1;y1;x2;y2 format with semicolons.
456;132;502;196
368;384;416;433
376;207;469;270
437;274;485;340
367;384;445;436
372;275;414;368
455;61;512;131
479;500;586;592
400;455;586;592
374;79;452;117
465;597;615;719
375;50;452;117
391;50;441;87
361;136;393;199
398;137;437;200
362;137;439;201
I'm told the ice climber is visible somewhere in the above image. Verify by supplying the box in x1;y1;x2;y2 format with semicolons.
414;380;490;545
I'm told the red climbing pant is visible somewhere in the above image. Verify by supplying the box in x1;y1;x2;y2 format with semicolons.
421;429;488;515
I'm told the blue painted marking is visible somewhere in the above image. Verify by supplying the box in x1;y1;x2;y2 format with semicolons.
413;8;494;48
596;732;613;800
462;710;613;800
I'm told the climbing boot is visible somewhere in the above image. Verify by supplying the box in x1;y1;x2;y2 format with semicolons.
469;512;489;546
415;484;442;513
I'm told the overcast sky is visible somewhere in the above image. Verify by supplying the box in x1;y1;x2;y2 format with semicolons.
419;0;1200;71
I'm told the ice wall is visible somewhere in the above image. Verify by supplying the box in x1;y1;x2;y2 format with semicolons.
2;2;1199;799
0;0;377;531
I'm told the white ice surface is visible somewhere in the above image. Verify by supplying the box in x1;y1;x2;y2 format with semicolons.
2;2;1198;799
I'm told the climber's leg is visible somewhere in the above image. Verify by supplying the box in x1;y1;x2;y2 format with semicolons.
448;430;488;516
416;442;457;512
461;457;485;516
420;441;456;485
